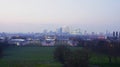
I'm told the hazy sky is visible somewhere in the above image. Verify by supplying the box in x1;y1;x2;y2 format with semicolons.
0;0;120;33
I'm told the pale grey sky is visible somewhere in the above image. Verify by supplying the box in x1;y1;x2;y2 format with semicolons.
0;0;120;33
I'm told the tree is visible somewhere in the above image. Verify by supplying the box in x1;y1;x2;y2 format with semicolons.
91;40;118;63
0;42;10;58
53;44;71;64
109;40;120;63
0;46;3;58
64;49;90;67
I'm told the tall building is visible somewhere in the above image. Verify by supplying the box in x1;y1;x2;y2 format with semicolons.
105;30;111;37
113;31;115;37
57;27;62;34
43;29;47;35
91;32;95;36
62;26;70;33
84;30;87;35
119;32;120;38
116;31;118;38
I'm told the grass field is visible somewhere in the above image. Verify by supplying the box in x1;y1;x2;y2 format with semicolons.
0;46;120;67
0;46;62;67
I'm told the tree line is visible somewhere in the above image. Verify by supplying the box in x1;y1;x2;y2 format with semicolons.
53;39;120;67
78;39;120;63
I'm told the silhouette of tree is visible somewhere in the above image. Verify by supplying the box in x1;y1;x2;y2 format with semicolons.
53;44;71;64
90;40;120;63
64;49;90;67
0;42;10;58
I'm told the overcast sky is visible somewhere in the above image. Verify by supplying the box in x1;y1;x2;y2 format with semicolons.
0;0;120;33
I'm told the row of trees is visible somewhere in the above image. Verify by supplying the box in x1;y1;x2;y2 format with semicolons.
78;39;120;63
54;39;120;67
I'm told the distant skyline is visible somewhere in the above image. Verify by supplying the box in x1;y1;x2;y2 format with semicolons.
0;0;120;33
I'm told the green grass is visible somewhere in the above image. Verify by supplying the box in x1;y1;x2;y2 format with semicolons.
89;52;120;67
3;46;54;61
0;46;120;67
0;46;62;67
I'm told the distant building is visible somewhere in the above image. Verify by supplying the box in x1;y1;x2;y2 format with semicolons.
41;35;56;46
43;29;47;34
70;28;81;35
62;26;70;33
57;27;62;34
116;31;118;38
113;31;116;37
9;39;26;46
119;32;120;38
0;37;5;42
8;36;27;46
84;30;87;35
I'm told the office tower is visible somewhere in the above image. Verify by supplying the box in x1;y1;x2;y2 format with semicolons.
119;32;120;38
62;26;70;33
57;27;62;34
116;31;118;38
84;30;87;35
113;31;115;37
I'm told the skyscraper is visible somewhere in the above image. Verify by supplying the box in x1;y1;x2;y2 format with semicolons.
62;26;70;33
116;31;118;38
113;31;115;37
57;27;62;34
119;32;120;38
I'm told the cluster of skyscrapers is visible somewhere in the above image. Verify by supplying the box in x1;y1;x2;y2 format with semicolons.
113;31;120;38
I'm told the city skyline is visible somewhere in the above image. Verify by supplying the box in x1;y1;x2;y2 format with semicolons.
0;0;120;33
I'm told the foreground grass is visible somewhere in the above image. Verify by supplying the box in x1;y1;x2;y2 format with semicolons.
0;46;120;67
0;46;62;67
90;55;120;67
0;60;62;67
2;46;54;61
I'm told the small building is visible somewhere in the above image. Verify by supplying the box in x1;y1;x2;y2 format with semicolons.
0;37;5;42
8;39;27;46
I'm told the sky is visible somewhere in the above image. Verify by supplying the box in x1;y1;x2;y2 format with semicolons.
0;0;120;33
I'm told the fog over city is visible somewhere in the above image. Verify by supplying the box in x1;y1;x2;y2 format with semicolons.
0;23;120;33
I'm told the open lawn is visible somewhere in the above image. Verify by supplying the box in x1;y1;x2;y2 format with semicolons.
0;46;62;67
0;46;120;67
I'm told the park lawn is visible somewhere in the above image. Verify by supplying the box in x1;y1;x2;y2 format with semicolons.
89;52;120;67
0;46;120;67
0;46;62;67
2;46;54;61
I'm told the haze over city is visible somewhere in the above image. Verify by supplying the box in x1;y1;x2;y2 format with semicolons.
0;0;120;33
